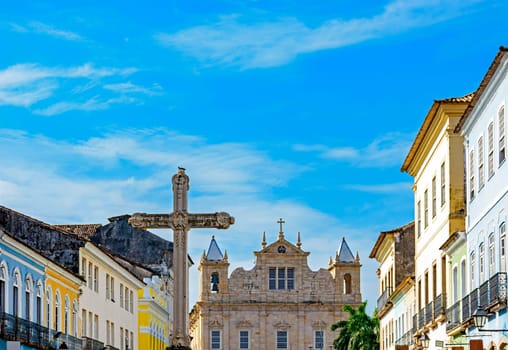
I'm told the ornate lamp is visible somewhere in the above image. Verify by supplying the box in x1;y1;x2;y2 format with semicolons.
419;333;430;349
472;307;488;329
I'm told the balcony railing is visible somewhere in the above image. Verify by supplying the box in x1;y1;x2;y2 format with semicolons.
377;287;393;311
461;293;470;322
434;293;446;318
0;311;103;350
489;272;507;307
479;280;489;308
446;300;461;331
418;308;425;329
425;301;433;324
395;330;414;346
412;314;417;334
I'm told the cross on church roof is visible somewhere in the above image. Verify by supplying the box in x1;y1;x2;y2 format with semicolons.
277;218;285;240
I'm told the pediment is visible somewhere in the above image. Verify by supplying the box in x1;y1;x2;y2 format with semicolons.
273;320;291;330
312;320;327;329
208;319;223;328
260;238;305;255
236;320;253;328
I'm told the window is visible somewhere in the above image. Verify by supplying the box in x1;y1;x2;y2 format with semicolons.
130;290;133;313
73;301;78;336
120;284;124;308
0;266;5;313
479;242;485;282
269;268;294;290
240;330;249;349
461;260;466;298
82;309;87;337
489;233;495;276
469;150;475;200
25;277;32;320
46;289;52;328
417;201;421;238
470;251;476;289
501;223;506;272
343;273;352;294
82;258;87;279
94;266;99;292
94;314;99;339
424;190;429;228
36;284;42;324
432;177;437;218
120;327;124;349
440;162;446;206
107;320;111;345
55;292;60;330
13;271;20;317
64;297;69;334
424;271;429;304
276;330;288;349
211;272;219;292
88;262;93;288
211;330;221;349
452;266;458;302
478;136;485;189
488;122;495;177
124;287;129;310
499;106;506;164
110;277;115;302
315;330;324;349
106;274;111;300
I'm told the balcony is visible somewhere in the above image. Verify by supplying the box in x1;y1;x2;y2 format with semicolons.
425;301;433;325
479;280;489;308
0;311;101;350
418;308;425;330
433;294;446;319
395;330;414;346
461;294;470;323
488;272;507;308
377;287;393;312
412;314;417;334
446;300;461;331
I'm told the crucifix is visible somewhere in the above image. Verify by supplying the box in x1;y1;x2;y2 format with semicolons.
129;167;234;349
277;217;285;239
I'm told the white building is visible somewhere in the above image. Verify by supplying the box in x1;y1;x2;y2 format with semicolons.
80;242;145;350
456;46;508;350
401;94;471;349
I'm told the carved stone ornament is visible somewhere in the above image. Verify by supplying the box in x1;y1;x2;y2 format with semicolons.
216;212;235;228
273;321;291;330
312;320;327;329
172;212;188;229
208;319;223;328
236;320;253;328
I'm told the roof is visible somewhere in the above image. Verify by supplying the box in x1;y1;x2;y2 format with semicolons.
401;93;473;174
337;237;355;263
54;224;102;240
369;221;414;259
455;46;508;133
206;236;224;261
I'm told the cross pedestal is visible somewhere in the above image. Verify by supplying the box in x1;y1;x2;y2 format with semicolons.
129;168;234;349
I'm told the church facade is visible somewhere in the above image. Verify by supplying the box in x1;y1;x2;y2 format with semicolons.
189;221;362;350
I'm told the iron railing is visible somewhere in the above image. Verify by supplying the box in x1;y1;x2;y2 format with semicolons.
434;293;446;318
425;301;433;324
395;330;414;346
82;336;105;350
446;300;461;331
377;287;393;311
489;272;507;307
479;280;489;308
462;293;471;322
418;308;425;329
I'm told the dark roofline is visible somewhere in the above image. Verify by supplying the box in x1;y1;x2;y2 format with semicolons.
369;221;414;259
455;46;508;133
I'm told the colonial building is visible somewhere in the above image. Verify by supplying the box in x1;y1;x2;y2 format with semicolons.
369;222;415;350
189;221;362;350
401;94;471;349
456;46;508;350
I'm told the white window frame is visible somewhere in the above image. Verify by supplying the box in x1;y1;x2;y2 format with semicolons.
488;121;495;178
276;330;288;349
478;136;485;189
211;329;221;350
239;330;249;349
499;106;506;164
315;330;324;349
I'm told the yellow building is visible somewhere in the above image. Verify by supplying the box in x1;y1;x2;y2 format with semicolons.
44;259;83;342
138;275;173;350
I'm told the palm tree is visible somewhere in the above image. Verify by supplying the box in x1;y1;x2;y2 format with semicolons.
330;301;379;350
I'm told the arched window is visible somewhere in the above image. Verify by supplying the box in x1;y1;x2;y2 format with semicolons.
343;273;352;294
72;300;78;336
25;275;33;321
64;295;70;334
46;287;52;328
479;242;485;282
36;282;43;324
0;263;6;313
489;233;495;277
501;222;506;273
12;270;20;317
211;272;219;293
55;291;61;331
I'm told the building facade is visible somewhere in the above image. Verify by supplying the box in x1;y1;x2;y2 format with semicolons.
189;222;362;350
370;222;415;350
401;94;471;349
456;47;508;350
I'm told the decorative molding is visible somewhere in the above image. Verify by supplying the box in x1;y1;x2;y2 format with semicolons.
312;320;327;329
236;320;253;328
273;320;291;330
208;319;223;328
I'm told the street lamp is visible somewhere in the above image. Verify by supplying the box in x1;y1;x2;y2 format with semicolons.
472;307;507;332
419;333;430;349
59;342;68;350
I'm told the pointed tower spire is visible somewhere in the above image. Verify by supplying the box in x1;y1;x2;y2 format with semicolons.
329;256;333;266
224;249;228;261
205;235;224;261
277;218;285;240
355;251;360;263
262;231;267;248
297;231;302;248
337;237;355;263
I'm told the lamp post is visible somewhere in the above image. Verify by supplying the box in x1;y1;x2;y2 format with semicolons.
472;307;508;332
419;333;430;349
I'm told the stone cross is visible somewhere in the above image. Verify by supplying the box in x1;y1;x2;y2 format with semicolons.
129;167;234;349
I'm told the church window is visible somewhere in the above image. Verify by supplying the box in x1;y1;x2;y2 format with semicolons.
343;273;352;294
278;268;286;290
478;136;485;189
211;272;220;293
499;106;506;164
276;330;288;349
287;268;294;290
239;330;249;349
211;330;221;349
269;268;276;290
314;330;324;349
440;162;446;206
269;268;295;290
488;121;495;177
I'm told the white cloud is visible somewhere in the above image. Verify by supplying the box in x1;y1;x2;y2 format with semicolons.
155;0;483;69
293;132;414;168
344;182;412;194
10;21;84;41
103;82;164;96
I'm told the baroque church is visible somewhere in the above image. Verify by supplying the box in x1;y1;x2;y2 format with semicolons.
189;220;362;350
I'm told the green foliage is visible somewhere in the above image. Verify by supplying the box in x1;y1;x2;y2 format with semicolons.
330;302;379;350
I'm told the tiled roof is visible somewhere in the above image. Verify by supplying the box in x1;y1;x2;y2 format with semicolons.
55;224;101;240
369;221;414;258
455;46;508;132
436;92;475;104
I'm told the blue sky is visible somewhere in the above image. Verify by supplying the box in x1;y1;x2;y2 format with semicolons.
1;0;507;313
